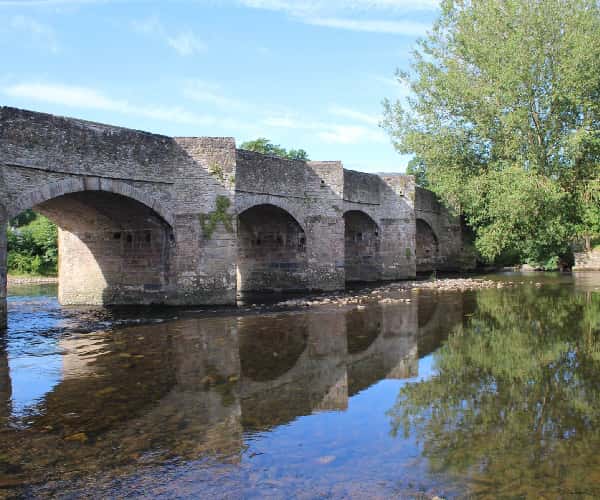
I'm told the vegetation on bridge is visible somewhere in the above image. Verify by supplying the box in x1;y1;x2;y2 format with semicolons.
384;0;600;267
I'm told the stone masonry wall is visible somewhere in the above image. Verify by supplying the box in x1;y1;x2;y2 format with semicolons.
235;150;345;292
36;192;171;305
237;204;308;292
344;210;380;282
0;107;238;309
343;171;416;281
173;137;237;304
414;187;475;272
0;207;6;331
574;250;600;271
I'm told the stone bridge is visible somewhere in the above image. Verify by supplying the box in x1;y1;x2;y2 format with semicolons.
0;107;473;328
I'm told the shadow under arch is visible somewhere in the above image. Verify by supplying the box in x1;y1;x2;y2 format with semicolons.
416;218;439;273
346;306;382;355
8;177;175;227
237;204;308;293
417;293;465;358
344;210;381;282
418;297;439;329
238;314;309;382
7;187;173;307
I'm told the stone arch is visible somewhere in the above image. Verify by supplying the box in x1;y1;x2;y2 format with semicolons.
4;180;174;307
416;218;439;273
235;196;305;233
344;210;381;282
237;203;308;293
8;177;175;228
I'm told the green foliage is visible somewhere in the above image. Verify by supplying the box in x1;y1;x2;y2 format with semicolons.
388;285;600;495
240;138;310;161
383;0;600;264
199;196;234;239
406;157;428;188
466;166;571;262
539;255;560;271
574;173;600;251
7;214;58;276
10;209;37;227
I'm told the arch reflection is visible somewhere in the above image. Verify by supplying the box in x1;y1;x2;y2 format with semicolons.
0;291;466;489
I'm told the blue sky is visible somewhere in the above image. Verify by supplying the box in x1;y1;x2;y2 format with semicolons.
0;0;438;173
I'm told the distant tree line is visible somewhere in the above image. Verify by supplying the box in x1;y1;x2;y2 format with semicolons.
240;138;310;161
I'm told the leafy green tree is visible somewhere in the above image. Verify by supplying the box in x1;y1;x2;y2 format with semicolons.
575;174;600;251
10;209;37;228
240;138;310;161
406;157;428;187
383;0;600;264
7;213;58;275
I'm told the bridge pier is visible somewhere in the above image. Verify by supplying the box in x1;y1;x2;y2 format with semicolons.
35;191;174;306
0;340;10;421
0;208;6;331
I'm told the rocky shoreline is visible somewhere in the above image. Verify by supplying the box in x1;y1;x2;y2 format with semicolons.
264;277;520;311
4;276;526;314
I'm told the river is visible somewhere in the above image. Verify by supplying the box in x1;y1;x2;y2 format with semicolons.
1;272;600;498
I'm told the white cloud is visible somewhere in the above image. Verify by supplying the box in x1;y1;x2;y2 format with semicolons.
263;113;387;145
8;15;59;53
238;0;438;15
0;0;100;5
318;124;386;144
237;0;437;34
3;82;215;126
1;0;437;7
183;80;247;111
132;17;206;56
329;105;380;125
166;31;206;56
263;115;298;128
372;75;400;87
308;17;428;35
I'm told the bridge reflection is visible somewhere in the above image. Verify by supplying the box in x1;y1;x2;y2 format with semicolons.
0;292;466;487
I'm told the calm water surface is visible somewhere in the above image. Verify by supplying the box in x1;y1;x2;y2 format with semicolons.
2;273;600;498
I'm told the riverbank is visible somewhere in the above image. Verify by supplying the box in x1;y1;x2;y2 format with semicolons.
7;275;58;286
4;275;523;315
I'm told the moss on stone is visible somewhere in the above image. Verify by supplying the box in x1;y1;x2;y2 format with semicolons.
199;196;234;239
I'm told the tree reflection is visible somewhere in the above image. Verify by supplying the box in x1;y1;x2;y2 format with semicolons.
389;285;600;496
